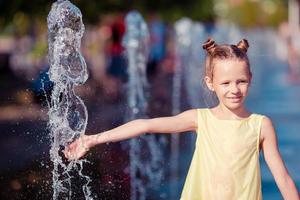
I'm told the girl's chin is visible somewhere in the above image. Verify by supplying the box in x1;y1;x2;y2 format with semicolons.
224;102;244;110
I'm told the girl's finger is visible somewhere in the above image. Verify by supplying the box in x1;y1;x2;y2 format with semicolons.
68;142;76;149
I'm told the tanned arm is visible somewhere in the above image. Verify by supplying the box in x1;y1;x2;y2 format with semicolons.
64;109;198;160
261;117;299;200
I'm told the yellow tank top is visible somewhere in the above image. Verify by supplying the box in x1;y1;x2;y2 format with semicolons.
180;108;264;200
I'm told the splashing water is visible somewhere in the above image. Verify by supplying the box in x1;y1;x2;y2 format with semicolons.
168;18;195;199
122;11;165;200
184;22;207;108
47;0;93;199
173;18;193;114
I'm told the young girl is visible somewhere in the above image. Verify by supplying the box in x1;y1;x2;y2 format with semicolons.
65;38;300;200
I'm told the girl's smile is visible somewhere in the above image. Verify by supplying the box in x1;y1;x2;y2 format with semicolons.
227;96;242;102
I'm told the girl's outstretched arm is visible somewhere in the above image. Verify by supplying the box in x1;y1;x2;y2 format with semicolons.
64;109;198;160
261;117;300;200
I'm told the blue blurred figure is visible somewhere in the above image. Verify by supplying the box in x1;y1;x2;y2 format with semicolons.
147;13;166;77
31;66;53;104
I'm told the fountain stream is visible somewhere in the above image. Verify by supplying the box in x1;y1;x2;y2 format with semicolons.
47;1;93;199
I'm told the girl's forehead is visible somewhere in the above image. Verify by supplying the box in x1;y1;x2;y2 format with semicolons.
213;60;248;72
213;60;250;78
214;59;247;67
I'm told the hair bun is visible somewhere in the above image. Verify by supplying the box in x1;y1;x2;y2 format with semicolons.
202;37;216;54
237;39;249;53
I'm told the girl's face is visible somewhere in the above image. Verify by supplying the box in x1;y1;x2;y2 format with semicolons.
205;59;251;111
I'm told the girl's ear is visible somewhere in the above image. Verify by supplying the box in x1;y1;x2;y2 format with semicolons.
204;76;214;91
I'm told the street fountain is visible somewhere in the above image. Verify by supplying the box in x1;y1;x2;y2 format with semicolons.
122;10;165;200
47;0;93;199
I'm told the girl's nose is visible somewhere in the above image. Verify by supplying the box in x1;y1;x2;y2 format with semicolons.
230;83;240;93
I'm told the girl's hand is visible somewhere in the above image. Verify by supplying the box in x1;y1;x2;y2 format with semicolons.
64;135;92;160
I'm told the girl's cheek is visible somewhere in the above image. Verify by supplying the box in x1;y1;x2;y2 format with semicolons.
220;86;228;91
242;85;249;91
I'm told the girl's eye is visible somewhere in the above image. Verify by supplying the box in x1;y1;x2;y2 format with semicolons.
222;82;230;85
238;80;248;84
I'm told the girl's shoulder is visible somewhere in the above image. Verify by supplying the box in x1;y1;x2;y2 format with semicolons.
195;108;209;119
247;113;275;142
250;113;271;125
250;112;265;120
259;115;275;139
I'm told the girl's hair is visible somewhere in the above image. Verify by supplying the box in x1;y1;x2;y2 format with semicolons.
202;38;251;79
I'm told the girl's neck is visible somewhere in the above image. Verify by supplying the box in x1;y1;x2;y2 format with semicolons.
211;105;251;120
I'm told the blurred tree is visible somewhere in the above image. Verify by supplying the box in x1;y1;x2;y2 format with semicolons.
214;0;288;27
0;0;52;35
0;0;215;34
0;0;288;34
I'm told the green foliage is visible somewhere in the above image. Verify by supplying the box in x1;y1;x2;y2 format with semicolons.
0;0;288;34
0;0;215;33
30;39;48;58
224;0;287;27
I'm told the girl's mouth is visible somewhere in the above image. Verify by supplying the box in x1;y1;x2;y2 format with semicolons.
227;96;242;102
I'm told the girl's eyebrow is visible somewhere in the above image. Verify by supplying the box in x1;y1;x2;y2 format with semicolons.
219;78;248;82
219;80;230;83
237;77;249;80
